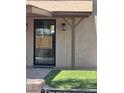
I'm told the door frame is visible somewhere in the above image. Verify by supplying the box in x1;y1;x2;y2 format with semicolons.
33;19;56;66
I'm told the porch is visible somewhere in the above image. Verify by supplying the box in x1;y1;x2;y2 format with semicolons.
26;0;97;69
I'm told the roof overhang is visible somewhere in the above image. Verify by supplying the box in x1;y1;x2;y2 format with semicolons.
26;4;52;17
26;1;93;12
26;0;93;17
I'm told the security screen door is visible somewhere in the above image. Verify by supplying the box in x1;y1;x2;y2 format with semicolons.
34;19;56;66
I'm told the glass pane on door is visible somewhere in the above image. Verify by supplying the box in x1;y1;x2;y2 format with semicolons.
34;19;55;66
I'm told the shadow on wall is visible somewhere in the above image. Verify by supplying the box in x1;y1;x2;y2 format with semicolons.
93;0;97;16
75;14;97;68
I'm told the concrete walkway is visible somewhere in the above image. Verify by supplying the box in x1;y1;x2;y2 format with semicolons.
26;67;53;93
26;67;52;79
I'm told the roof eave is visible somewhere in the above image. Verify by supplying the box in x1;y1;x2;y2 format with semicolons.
26;5;52;17
52;11;92;17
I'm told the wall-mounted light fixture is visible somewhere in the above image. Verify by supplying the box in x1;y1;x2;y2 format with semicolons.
61;23;66;31
26;23;28;32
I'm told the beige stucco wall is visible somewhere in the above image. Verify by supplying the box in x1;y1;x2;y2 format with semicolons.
26;0;97;68
56;18;72;67
56;15;97;68
26;17;33;66
75;16;97;68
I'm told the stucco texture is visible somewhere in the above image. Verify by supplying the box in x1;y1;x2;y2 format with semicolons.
26;15;97;68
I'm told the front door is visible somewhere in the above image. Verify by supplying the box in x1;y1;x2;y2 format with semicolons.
34;19;56;66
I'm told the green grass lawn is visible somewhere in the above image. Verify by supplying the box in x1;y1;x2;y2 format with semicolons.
44;70;97;89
